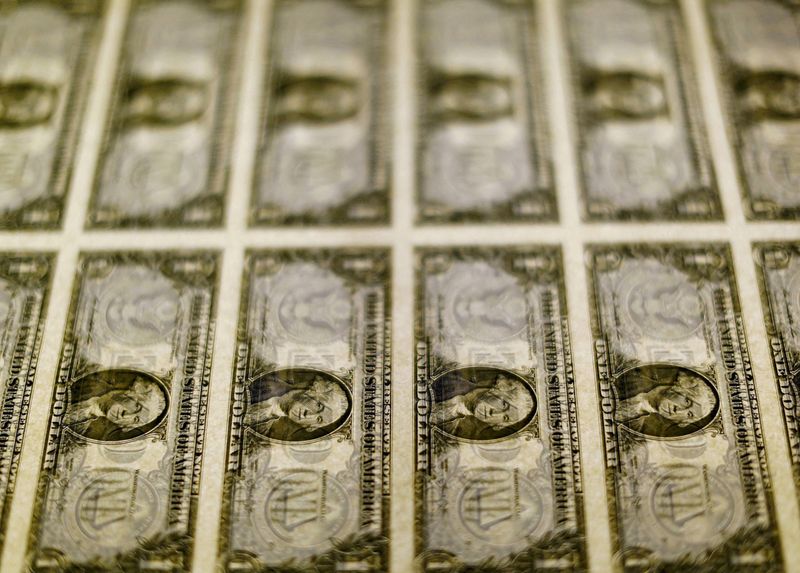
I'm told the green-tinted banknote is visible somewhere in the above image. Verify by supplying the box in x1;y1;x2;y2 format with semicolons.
587;243;782;572
220;249;391;571
0;0;103;229
250;0;390;226
415;247;585;572
416;0;555;224
565;0;721;221
87;0;243;228
755;243;800;498
706;0;800;220
28;251;218;572
0;254;53;549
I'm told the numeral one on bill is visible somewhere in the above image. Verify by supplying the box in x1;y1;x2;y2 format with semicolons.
565;0;721;221
0;1;102;229
87;0;243;228
415;247;585;571
706;0;800;220
417;0;554;223
28;252;218;572
220;250;391;571
0;254;53;549
588;244;782;571
755;243;800;496
250;0;389;226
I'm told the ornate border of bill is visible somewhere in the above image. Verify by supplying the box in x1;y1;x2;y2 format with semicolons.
0;0;798;572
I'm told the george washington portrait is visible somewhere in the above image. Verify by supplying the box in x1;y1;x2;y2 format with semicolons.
0;81;58;128
430;367;536;441
65;369;169;442
123;78;208;126
614;364;719;438
245;368;352;442
583;71;668;120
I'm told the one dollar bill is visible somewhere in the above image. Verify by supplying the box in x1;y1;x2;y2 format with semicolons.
565;0;721;221
415;247;586;571
250;0;389;226
220;249;391;571
0;0;102;229
755;243;800;496
706;0;800;220
87;0;243;228
416;0;554;223
0;254;53;549
587;243;782;571
28;251;219;571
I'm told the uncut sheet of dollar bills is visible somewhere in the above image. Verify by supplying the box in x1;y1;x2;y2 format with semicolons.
1;0;800;572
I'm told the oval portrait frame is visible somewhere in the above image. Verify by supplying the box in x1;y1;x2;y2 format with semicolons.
429;366;537;443
612;363;721;441
65;368;170;445
245;367;353;443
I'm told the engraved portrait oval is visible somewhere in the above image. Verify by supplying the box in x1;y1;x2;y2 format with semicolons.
448;268;527;342
245;368;352;442
620;270;703;340
613;364;720;439
65;369;169;443
430;367;536;441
